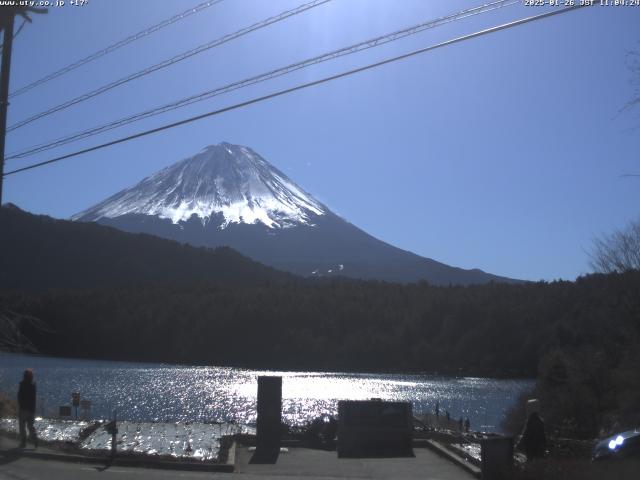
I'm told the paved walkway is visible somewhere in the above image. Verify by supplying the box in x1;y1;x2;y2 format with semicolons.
1;435;475;480
0;454;214;480
235;445;475;479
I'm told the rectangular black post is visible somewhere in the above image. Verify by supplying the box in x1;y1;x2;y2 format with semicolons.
105;410;118;460
72;392;80;420
481;436;514;480
251;376;282;464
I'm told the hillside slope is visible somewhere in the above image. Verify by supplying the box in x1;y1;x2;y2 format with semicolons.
0;204;292;290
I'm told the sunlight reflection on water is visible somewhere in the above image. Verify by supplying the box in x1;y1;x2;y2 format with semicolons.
0;354;533;433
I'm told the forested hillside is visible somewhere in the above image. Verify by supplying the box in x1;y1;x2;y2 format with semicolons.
3;272;638;380
0;204;292;290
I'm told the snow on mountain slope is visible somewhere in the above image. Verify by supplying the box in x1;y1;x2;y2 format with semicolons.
73;141;521;285
72;142;325;229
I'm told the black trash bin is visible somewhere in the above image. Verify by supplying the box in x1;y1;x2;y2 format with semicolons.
481;436;514;480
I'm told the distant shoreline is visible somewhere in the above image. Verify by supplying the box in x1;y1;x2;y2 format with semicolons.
2;352;536;380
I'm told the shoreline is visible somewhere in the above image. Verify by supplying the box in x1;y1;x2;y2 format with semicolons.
1;352;532;437
1;352;536;380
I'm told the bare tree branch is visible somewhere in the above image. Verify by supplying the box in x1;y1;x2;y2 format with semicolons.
0;309;50;353
590;218;640;273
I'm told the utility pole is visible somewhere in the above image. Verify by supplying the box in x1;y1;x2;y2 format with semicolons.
0;6;47;205
0;10;15;205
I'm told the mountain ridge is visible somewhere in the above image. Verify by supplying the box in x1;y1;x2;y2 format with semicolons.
74;142;521;285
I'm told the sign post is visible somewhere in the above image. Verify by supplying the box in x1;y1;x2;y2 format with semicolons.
71;392;80;420
105;410;118;459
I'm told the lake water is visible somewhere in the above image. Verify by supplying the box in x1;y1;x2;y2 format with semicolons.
0;353;533;433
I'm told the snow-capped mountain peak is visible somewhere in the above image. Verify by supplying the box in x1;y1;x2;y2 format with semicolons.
73;142;325;229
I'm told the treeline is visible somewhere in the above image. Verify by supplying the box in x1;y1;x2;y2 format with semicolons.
521;272;640;438
2;271;638;380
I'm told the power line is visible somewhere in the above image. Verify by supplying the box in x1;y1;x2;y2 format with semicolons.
7;0;518;161
0;18;28;52
3;4;590;178
6;0;331;133
8;0;225;99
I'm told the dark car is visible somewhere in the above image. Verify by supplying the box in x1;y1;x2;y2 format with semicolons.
593;429;640;461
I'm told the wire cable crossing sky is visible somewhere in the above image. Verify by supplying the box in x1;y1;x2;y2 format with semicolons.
6;0;518;161
6;0;332;133
8;0;225;98
3;5;591;178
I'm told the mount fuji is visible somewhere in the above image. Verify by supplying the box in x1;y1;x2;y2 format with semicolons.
73;142;516;285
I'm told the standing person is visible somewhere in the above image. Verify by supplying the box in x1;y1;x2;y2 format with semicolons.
435;401;440;417
464;417;470;433
517;412;546;460
17;369;38;448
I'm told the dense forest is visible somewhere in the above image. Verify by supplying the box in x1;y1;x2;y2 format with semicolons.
1;205;639;438
1;279;555;374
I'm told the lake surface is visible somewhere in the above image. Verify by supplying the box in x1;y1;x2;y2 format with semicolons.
0;354;533;433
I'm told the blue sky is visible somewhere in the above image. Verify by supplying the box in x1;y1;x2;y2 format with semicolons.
3;0;639;281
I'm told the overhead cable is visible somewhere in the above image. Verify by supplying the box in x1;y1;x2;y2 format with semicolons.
7;0;331;132
7;0;517;160
3;4;591;178
9;0;225;98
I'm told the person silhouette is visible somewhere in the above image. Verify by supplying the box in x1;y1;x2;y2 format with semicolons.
17;369;38;448
517;412;546;460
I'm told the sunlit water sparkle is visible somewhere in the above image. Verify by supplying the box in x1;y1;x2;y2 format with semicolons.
0;354;533;433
